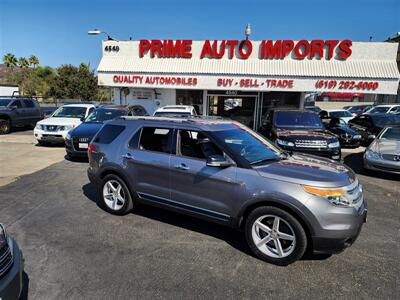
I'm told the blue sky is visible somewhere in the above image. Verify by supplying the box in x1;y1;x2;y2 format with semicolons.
0;0;399;68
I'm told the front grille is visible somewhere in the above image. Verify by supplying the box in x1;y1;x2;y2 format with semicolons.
382;154;400;162
43;125;59;132
295;139;327;148
0;244;13;277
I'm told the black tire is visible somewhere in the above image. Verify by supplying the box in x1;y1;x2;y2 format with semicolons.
0;119;11;135
99;174;134;215
245;206;307;266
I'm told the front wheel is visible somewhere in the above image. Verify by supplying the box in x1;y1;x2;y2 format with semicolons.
245;206;307;265
0;119;11;135
100;174;134;215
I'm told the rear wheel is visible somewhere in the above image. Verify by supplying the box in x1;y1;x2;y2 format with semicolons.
100;174;134;215
245;206;307;265
0;119;11;135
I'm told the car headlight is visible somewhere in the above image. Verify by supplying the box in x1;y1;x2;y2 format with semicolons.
365;150;381;160
0;223;7;248
353;135;362;139
328;141;340;148
303;183;362;207
35;124;42;130
276;139;294;147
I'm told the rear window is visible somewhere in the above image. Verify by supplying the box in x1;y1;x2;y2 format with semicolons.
94;124;125;144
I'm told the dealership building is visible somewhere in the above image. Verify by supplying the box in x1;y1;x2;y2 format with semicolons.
97;39;400;130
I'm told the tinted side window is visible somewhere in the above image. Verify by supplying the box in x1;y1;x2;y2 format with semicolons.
131;107;147;116
178;130;222;160
87;107;95;116
24;100;36;108
139;127;172;154
94;125;125;144
11;100;23;108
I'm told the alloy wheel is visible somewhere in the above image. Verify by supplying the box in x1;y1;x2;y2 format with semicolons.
102;180;126;211
251;215;296;258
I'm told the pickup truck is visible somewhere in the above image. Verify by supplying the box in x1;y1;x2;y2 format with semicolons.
0;97;43;134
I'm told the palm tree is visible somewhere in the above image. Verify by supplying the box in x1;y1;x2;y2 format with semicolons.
18;57;29;68
3;53;18;68
28;55;39;68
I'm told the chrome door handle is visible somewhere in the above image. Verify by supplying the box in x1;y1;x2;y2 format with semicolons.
122;153;134;160
174;163;189;170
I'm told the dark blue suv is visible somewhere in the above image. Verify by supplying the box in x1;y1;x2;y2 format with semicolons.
65;105;148;157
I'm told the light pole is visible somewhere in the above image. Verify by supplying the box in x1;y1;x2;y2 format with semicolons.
245;23;251;40
88;29;117;41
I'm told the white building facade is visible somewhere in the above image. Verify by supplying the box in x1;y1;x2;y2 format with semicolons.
97;39;400;130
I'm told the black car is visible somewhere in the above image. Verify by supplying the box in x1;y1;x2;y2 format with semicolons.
322;117;361;148
65;105;148;157
348;113;400;146
0;224;24;300
0;97;42;134
259;109;341;160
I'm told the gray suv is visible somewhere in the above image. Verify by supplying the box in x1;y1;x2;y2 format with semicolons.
87;117;367;265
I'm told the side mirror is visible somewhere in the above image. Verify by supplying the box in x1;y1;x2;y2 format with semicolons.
368;134;376;140
206;155;233;168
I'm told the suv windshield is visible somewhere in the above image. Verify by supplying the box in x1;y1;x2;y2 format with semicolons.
330;111;352;118
372;115;400;127
213;126;282;165
274;111;324;129
368;106;390;114
52;106;87;118
0;99;12;107
85;109;126;123
379;127;400;140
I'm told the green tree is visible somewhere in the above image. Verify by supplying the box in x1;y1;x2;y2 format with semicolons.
18;57;29;68
48;64;98;100
3;53;18;68
28;55;39;68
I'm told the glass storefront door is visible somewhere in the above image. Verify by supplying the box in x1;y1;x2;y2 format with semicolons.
207;92;259;130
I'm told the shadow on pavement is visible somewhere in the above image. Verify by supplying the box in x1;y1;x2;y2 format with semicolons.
344;152;400;181
64;154;88;163
82;183;331;263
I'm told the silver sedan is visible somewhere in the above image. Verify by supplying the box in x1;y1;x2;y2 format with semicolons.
364;126;400;174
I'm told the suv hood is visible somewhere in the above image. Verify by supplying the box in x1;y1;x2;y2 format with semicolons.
254;153;356;187
276;128;335;141
71;122;103;138
37;117;82;126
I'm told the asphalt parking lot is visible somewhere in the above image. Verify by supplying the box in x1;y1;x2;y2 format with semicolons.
0;130;399;299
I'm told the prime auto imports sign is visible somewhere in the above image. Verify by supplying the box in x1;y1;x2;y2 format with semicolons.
138;39;353;60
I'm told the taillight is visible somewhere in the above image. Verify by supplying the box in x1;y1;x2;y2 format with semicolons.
87;144;96;153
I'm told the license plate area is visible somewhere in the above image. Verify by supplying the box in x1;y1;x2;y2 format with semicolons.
79;143;88;149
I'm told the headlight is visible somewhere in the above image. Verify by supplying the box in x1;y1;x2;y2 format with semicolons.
365;150;381;160
328;141;340;148
35;124;42;130
303;183;362;207
353;135;362;139
276;139;294;147
0;223;7;248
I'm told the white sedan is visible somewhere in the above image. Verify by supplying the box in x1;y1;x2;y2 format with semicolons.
34;104;95;145
325;109;354;123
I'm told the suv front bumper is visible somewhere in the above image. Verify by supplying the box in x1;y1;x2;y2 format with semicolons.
0;238;24;300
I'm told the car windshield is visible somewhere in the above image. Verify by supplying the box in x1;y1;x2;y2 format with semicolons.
212;126;282;165
274;111;324;129
0;99;12;107
154;111;190;117
330;110;353;118
85;109;126;123
52;106;87;118
371;115;400;127
368;106;390;114
348;106;368;113
379;127;400;140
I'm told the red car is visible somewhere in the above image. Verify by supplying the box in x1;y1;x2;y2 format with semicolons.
318;92;364;102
